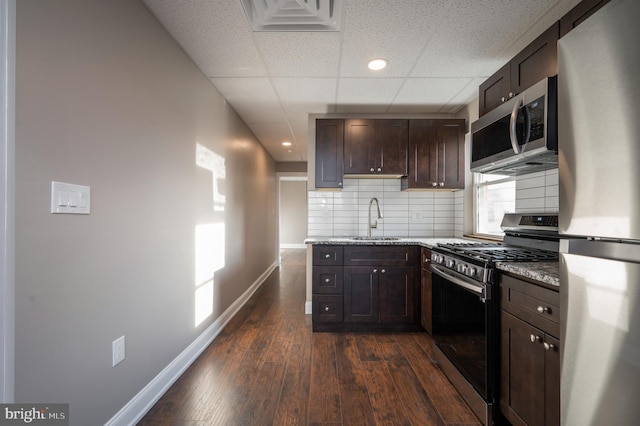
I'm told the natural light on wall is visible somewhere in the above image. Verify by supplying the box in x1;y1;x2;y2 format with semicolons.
194;144;227;326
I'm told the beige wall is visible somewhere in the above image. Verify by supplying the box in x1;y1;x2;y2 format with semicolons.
15;0;277;424
280;179;308;246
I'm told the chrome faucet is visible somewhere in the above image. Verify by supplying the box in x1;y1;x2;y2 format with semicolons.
368;197;383;238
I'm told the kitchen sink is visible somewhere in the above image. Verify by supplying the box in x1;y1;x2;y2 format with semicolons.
350;236;401;241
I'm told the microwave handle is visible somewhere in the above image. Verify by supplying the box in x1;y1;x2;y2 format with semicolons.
509;98;523;154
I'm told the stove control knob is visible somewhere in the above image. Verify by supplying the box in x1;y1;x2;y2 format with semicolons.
456;264;467;274
433;254;444;264
466;267;477;278
445;259;455;268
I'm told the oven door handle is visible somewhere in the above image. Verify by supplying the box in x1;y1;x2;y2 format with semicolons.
431;264;489;301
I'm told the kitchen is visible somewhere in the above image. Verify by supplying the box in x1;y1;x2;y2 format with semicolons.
2;0;638;425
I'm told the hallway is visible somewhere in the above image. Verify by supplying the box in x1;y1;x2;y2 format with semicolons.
139;249;480;425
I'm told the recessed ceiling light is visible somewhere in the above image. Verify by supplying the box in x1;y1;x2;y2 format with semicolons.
367;58;388;71
282;141;292;147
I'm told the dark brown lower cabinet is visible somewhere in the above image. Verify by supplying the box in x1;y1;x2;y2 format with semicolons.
312;244;420;331
500;274;560;426
420;247;432;334
344;266;415;323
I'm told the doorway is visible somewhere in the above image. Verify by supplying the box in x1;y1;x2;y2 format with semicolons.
278;175;307;249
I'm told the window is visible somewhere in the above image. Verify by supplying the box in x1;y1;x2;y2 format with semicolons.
474;173;516;237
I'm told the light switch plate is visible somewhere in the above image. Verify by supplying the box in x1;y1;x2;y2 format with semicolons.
112;335;125;367
51;181;90;214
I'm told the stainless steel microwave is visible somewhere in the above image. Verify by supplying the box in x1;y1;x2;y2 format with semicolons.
471;76;557;175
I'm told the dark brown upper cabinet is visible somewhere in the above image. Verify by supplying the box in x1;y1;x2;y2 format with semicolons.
344;119;408;176
560;0;611;38
479;22;559;117
315;119;344;189
401;119;465;190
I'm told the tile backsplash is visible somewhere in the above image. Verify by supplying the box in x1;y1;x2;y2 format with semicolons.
308;178;464;238
307;168;559;239
515;168;558;213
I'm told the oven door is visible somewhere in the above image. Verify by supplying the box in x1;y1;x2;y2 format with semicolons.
431;264;495;401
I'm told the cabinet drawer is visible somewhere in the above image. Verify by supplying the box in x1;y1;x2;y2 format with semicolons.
312;295;343;323
313;266;344;294
344;245;418;266
313;246;344;265
500;273;560;338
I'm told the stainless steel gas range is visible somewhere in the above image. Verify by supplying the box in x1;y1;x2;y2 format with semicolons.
429;213;559;425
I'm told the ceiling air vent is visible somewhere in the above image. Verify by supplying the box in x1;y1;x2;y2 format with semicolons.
240;0;343;31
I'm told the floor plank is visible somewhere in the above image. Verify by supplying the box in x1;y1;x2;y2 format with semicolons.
138;248;480;425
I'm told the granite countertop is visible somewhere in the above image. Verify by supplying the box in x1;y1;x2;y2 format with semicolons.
495;261;560;287
304;236;470;248
305;236;560;287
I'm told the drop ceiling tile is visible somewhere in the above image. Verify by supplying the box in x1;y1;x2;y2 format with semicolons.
143;0;266;77
336;78;404;113
272;77;337;119
209;77;287;123
339;0;451;78
411;0;561;78
388;78;472;114
255;32;342;77
249;122;295;146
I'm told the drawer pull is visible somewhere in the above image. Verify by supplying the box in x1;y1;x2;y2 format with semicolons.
324;278;331;283
530;334;541;343
544;342;556;351
537;306;550;314
381;269;386;274
324;306;331;312
325;254;331;259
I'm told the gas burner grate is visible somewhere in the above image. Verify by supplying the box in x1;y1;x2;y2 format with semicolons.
437;242;558;262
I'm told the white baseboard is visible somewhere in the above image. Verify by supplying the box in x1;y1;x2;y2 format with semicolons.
105;261;278;426
280;243;306;249
305;301;312;315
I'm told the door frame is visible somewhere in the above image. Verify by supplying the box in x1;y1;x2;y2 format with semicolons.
0;0;16;403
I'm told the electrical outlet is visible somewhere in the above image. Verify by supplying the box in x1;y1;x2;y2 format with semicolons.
112;336;125;367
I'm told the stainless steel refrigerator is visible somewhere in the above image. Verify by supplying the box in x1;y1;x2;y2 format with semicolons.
558;0;640;424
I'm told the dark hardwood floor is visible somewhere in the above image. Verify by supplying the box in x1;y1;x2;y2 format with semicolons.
138;249;480;426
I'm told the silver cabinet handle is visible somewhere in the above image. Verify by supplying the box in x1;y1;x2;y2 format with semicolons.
373;269;378;273
324;278;331;283
377;167;382;172
439;182;444;187
530;334;542;343
325;254;331;259
537;306;550;314
431;182;438;187
324;306;330;312
370;168;375;172
381;269;386;274
544;342;556;351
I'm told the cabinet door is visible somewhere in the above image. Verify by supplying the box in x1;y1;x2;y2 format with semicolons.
344;119;375;174
500;311;545;426
479;62;511;117
420;267;432;333
344;267;378;323
560;0;610;38
420;248;432;333
544;335;560;426
510;22;559;95
404;119;437;189
378;266;415;324
437;120;465;189
315;119;344;188
374;119;408;175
